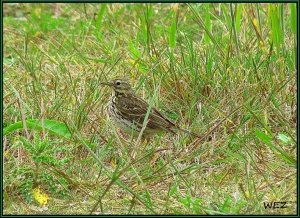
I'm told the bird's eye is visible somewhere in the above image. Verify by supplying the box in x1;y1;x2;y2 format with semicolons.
116;81;121;85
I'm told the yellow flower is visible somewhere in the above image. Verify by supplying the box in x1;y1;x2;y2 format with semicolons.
32;187;49;207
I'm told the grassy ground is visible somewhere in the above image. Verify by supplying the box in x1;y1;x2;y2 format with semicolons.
3;3;297;215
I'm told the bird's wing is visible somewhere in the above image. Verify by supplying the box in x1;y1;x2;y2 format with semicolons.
116;93;176;131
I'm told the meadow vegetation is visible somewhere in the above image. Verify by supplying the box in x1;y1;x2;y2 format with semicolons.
3;3;297;214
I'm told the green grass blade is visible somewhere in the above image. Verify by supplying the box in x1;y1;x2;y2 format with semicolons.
255;129;296;166
169;9;177;49
235;4;243;33
3;119;71;139
290;3;296;34
94;3;107;41
230;3;239;55
188;4;225;56
204;4;211;44
269;4;284;50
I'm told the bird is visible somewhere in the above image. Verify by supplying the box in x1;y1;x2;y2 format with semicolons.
100;78;201;139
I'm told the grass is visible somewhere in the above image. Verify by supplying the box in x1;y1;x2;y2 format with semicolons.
3;3;297;215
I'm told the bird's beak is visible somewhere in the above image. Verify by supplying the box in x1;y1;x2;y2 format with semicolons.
100;82;113;86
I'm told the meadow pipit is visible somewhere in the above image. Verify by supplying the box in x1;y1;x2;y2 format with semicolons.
101;78;200;138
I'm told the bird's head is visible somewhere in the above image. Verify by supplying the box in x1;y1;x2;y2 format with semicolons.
100;78;132;94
